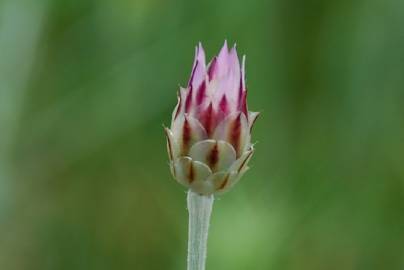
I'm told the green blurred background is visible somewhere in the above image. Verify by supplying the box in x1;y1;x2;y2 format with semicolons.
1;0;403;269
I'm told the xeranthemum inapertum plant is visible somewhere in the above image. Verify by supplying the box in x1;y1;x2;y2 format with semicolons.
165;41;259;195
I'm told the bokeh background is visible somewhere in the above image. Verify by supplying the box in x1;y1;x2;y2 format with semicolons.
1;0;404;269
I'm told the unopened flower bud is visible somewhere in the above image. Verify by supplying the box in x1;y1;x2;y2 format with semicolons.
165;41;259;195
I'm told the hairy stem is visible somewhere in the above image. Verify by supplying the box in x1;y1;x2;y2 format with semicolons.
187;190;214;270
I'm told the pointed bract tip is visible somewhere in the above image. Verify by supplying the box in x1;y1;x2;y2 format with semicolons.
197;42;205;55
194;43;205;62
229;46;240;64
207;57;217;80
241;55;246;88
220;40;229;53
229;45;237;54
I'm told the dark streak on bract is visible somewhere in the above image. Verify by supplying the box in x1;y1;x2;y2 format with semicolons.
230;113;242;156
196;81;206;105
165;129;173;161
208;142;219;171
188;162;195;183
174;92;182;120
219;174;230;190
238;151;253;173
182;117;191;155
207;57;217;81
185;86;193;113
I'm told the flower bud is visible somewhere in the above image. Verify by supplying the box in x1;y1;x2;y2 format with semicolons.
165;41;259;195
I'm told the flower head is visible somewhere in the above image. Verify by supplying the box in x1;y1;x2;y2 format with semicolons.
165;41;259;195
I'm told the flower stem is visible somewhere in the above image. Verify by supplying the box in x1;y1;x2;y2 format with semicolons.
187;190;214;270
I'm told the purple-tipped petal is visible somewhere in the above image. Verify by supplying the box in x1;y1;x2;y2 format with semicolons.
209;43;241;112
207;57;217;81
227;45;241;101
199;102;215;136
229;46;241;76
188;60;197;87
197;43;206;68
185;85;194;113
238;89;248;115
229;113;242;156
218;40;229;60
188;44;206;90
196;80;206;106
216;40;229;78
219;95;229;114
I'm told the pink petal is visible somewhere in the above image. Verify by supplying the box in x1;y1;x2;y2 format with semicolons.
188;43;206;90
216;40;229;78
185;85;194;113
196;80;206;106
219;95;229;115
207;57;217;81
229;113;242;155
199;102;215;136
227;45;241;101
211;43;241;112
